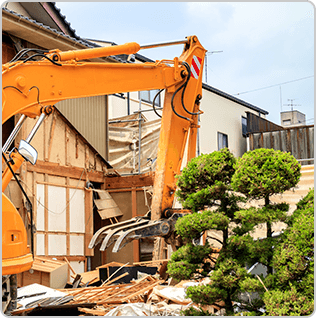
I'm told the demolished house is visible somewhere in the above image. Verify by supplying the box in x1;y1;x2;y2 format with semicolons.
3;107;159;280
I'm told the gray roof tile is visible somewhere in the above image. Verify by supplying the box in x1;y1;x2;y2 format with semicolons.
1;6;121;55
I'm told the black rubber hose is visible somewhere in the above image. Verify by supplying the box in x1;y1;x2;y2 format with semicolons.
180;61;201;116
23;53;62;66
152;89;164;118
171;81;191;121
9;49;49;63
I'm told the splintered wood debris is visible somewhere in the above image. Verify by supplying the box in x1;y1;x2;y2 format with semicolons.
54;275;164;316
12;260;217;316
59;275;163;305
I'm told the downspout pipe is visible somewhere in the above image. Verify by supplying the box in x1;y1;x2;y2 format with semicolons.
127;92;130;115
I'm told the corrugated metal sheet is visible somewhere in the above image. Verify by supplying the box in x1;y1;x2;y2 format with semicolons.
56;96;107;160
249;125;314;165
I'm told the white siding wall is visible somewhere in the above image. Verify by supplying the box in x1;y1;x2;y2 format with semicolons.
199;91;265;157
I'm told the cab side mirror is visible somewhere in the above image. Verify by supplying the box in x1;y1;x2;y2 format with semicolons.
18;140;38;165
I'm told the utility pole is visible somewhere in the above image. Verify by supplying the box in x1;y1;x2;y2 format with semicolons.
205;51;223;84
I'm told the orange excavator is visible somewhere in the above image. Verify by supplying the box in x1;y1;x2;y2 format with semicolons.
2;35;205;310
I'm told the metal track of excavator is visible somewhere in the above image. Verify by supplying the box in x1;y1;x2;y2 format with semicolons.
89;211;186;253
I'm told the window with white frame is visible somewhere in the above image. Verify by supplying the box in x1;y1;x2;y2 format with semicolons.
139;90;161;106
218;132;228;150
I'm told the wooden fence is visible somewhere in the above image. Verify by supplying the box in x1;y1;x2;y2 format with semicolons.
248;125;314;165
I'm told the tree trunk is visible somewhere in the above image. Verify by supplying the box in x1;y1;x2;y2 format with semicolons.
265;195;273;274
223;227;229;249
225;293;234;315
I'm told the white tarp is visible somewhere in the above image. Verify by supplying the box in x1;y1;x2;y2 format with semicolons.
104;302;185;316
17;283;67;309
108;114;161;175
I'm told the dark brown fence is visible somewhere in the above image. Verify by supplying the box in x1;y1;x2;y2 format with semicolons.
246;112;284;134
248;125;314;165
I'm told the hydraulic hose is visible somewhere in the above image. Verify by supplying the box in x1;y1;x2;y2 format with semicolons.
152;89;164;118
180;62;201;116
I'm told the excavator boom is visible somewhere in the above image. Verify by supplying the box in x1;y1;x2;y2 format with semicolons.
2;36;206;274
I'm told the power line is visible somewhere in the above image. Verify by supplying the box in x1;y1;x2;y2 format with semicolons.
234;75;314;96
289;118;314;125
303;118;314;124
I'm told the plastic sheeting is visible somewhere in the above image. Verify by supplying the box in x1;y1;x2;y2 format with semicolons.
104;302;185;316
148;282;200;305
108;114;161;175
17;283;67;309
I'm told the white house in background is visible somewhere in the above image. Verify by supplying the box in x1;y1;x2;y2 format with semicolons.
199;83;268;157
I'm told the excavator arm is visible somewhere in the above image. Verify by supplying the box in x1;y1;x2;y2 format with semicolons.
2;36;206;273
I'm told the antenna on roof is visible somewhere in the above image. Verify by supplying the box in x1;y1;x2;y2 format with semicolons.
205;51;223;84
283;99;301;112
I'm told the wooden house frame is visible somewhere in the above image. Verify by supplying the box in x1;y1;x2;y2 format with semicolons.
3;108;155;285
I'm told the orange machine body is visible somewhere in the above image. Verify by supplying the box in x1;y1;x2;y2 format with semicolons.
2;36;206;275
2;193;33;275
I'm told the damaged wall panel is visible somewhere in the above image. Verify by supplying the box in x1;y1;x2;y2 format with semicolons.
14;108;111;286
69;188;85;233
93;190;123;221
47;185;67;232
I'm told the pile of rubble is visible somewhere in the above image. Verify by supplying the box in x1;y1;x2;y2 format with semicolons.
10;259;220;316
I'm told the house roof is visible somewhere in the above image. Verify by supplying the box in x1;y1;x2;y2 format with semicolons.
18;2;78;39
202;83;269;115
2;5;93;48
2;5;126;63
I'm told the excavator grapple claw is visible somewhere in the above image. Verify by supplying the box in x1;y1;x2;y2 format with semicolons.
88;216;148;249
89;212;187;253
112;220;170;252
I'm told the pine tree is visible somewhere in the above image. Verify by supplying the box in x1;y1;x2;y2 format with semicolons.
231;148;301;275
167;148;302;315
167;149;252;315
262;189;314;316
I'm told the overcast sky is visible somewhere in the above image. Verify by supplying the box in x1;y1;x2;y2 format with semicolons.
56;2;314;125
